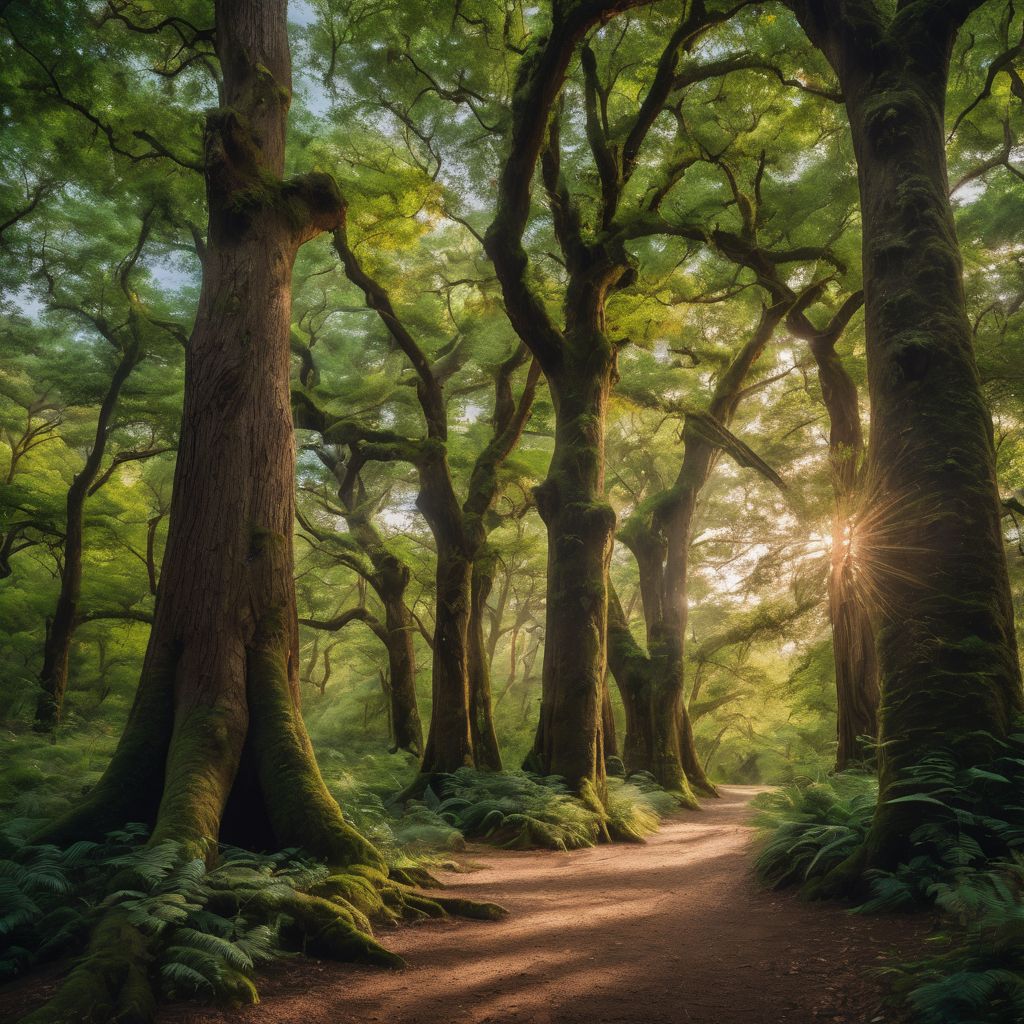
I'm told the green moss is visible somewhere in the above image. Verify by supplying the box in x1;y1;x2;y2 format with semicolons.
151;703;240;861
19;912;153;1024
246;618;386;872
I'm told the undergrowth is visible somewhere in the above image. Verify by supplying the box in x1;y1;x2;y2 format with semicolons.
424;768;680;850
0;755;682;1012
0;819;317;1004
752;738;1024;1024
320;754;682;854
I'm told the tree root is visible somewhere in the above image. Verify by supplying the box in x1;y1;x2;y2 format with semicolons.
19;912;154;1024
18;853;505;1024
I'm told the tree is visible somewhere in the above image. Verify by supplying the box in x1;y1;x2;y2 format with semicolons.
298;450;425;756
484;0;761;807
687;144;879;770
20;4;492;1018
295;219;540;777
33;209;174;731
785;0;1024;874
610;303;787;802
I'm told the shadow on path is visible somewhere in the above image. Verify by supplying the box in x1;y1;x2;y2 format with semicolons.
158;785;923;1024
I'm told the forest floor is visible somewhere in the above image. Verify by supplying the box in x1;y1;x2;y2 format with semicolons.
148;784;925;1024
0;785;927;1024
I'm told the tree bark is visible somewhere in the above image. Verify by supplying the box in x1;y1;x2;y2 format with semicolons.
484;0;731;810
22;12;462;1019
381;591;422;755
467;552;503;771
417;454;476;775
788;0;1024;871
529;358;616;805
35;0;376;874
601;673;618;760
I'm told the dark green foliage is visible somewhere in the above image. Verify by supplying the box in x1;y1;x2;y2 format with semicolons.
0;820;327;1006
431;768;603;850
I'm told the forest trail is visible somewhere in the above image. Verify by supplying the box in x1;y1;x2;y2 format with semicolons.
160;786;923;1024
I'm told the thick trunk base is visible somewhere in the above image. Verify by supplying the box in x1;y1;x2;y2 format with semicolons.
24;616;503;1024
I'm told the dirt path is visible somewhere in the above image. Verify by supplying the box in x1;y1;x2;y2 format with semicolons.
155;785;922;1024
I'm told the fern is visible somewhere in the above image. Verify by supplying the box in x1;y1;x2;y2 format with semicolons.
752;773;876;887
0;825;309;1006
755;741;1024;1023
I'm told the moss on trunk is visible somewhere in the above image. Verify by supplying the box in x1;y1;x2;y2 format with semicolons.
788;0;1024;877
19;5;500;1020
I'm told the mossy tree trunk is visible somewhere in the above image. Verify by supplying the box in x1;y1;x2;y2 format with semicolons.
601;675;618;760
37;0;378;853
22;8;504;1019
485;0;759;807
468;553;503;771
31;0;403;905
529;350;618;802
417;451;478;774
787;0;1024;871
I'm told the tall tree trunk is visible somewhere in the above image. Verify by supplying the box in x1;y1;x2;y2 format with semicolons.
326;231;537;780
34;342;141;732
381;590;422;755
607;583;655;776
37;37;517;1024
20;9;494;1021
788;0;1024;871
467;552;503;771
615;443;711;801
418;458;475;775
529;358;616;807
611;308;783;798
484;0;721;810
36;0;373;868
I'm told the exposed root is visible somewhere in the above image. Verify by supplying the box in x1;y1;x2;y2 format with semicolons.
17;846;505;1024
388;864;444;889
19;912;154;1024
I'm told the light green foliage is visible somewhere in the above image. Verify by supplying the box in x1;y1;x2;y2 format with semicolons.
751;773;877;888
